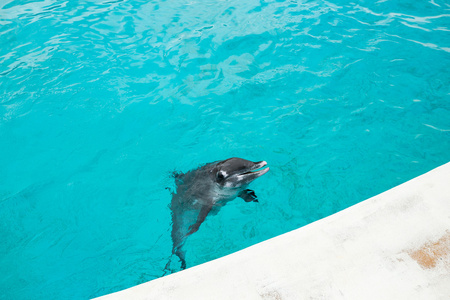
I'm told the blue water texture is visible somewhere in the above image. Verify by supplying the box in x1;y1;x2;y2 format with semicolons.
1;0;449;298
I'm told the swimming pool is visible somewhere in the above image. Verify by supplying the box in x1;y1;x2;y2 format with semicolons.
1;0;449;298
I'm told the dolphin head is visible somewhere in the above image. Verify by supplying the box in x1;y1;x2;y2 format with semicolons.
211;157;269;188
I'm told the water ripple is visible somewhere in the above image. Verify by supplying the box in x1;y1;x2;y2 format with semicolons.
1;0;449;299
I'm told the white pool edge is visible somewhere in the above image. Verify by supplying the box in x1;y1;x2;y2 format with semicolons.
95;161;450;299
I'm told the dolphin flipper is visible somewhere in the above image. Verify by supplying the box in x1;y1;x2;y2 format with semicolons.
238;189;259;202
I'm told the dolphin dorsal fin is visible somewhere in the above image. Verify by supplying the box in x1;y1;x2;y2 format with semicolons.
172;170;185;184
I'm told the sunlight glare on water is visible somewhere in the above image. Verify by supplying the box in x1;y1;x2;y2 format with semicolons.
0;0;449;298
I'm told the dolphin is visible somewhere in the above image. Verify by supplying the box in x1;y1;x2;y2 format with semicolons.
166;157;269;271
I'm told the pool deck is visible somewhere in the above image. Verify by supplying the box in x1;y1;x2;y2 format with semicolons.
96;162;450;299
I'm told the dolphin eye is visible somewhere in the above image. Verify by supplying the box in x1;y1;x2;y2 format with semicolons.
217;172;225;180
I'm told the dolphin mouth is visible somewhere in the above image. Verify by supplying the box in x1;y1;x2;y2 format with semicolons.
240;161;270;177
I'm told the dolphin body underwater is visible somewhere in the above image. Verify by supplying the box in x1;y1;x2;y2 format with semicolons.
166;157;269;271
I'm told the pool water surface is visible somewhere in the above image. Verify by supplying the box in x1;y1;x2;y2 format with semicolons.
1;0;449;298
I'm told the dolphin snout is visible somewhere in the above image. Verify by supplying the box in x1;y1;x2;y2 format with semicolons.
238;160;269;179
255;161;267;167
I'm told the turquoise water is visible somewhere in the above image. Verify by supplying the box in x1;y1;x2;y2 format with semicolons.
1;0;449;298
